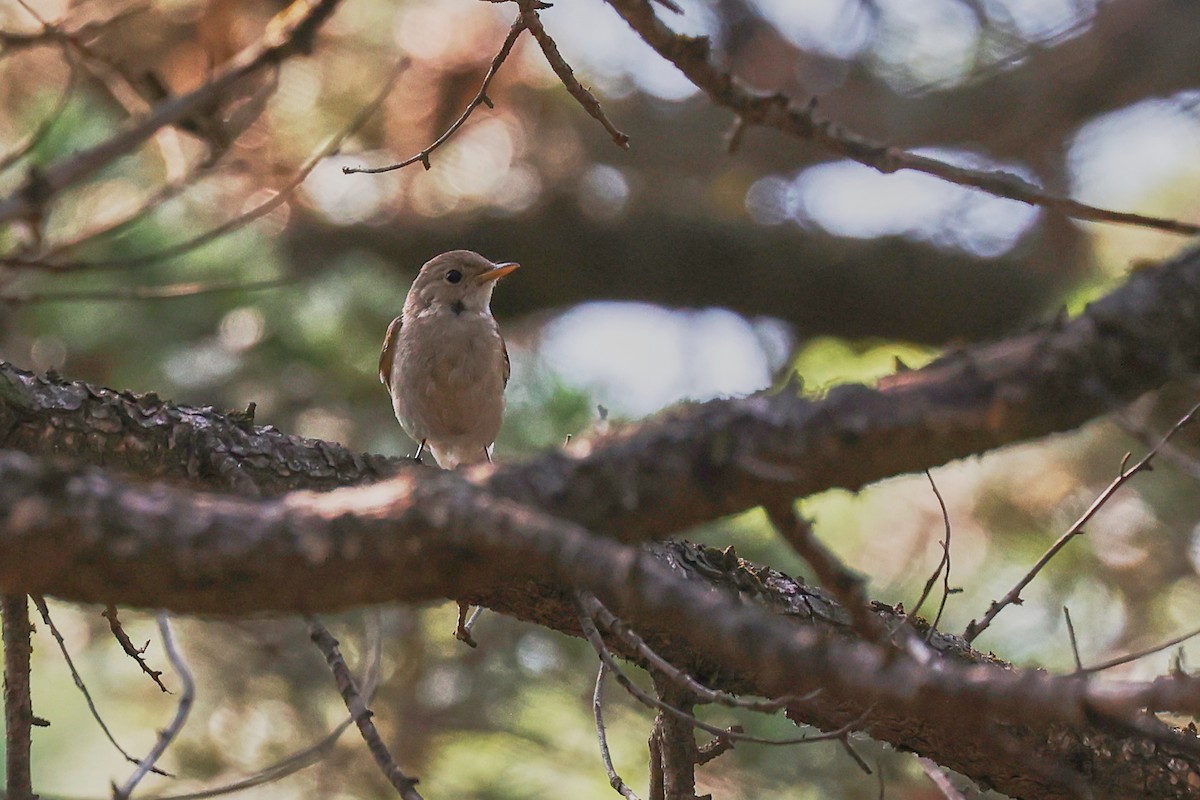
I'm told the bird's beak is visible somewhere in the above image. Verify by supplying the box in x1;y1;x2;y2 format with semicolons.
472;261;520;285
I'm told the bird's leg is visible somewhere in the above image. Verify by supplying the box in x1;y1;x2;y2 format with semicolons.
412;439;427;464
455;601;483;648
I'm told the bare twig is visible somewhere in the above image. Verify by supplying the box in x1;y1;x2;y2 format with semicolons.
6;57;405;272
1063;607;1084;672
307;616;424;800
345;17;525;174
1114;407;1200;483
909;470;956;637
1;277;290;304
520;0;630;149
0;0;346;227
31;596;171;775
593;663;643;800
115;613;196;800
102;604;169;692
144;610;384;800
964;399;1200;643
1079;620;1200;676
580;591;793;713
576;595;867;746
602;0;1200;236
3;594;35;800
764;501;884;640
0;153;224;269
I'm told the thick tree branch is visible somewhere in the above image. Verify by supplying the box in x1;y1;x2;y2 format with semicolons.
0;453;1197;798
2;245;1200;539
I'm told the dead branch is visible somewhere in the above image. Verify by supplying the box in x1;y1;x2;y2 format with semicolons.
5;58;404;273
344;16;526;175
0;0;345;228
114;614;195;799
601;0;1200;236
3;594;35;800
909;470;955;635
765;501;885;640
519;0;630;149
593;663;642;800
964;399;1200;643
32;597;171;774
145;611;383;800
102;605;169;692
308;618;423;799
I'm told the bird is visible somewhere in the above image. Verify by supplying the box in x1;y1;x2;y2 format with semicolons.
379;250;519;468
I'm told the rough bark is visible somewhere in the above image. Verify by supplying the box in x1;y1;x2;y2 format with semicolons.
2;244;1200;799
4;244;1200;545
0;450;1196;799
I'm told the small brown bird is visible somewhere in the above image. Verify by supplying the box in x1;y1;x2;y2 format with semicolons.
379;250;519;468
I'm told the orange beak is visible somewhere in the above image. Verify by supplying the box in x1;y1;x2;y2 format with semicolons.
472;261;520;285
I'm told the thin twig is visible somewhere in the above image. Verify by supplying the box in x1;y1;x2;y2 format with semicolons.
102;604;169;692
308;616;424;800
3;594;35;800
1078;621;1200;676
593;663;643;800
601;0;1200;236
1063;606;1084;672
115;613;196;800
576;595;866;746
1;277;290;304
909;470;956;638
964;399;1200;643
31;596;171;776
764;501;885;640
580;591;794;713
143;610;385;800
9;57;406;272
0;69;281;269
0;0;346;227
521;0;630;149
1114;409;1200;483
344;16;526;174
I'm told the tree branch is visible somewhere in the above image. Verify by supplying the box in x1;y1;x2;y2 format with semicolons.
4;245;1200;544
0;0;344;228
0;451;1198;798
3;593;35;800
601;0;1200;236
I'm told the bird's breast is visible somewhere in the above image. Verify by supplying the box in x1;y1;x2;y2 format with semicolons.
390;311;507;441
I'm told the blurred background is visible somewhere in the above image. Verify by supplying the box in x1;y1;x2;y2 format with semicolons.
2;0;1200;797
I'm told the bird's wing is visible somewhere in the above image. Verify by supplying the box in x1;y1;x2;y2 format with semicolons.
502;336;510;387
379;315;403;389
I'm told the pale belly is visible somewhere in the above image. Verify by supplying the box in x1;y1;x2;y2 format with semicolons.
390;314;506;466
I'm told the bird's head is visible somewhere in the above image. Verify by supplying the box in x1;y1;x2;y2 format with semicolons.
404;250;519;318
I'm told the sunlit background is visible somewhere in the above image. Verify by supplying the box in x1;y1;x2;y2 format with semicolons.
2;0;1200;797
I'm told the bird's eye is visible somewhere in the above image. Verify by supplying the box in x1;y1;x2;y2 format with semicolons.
445;269;463;284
